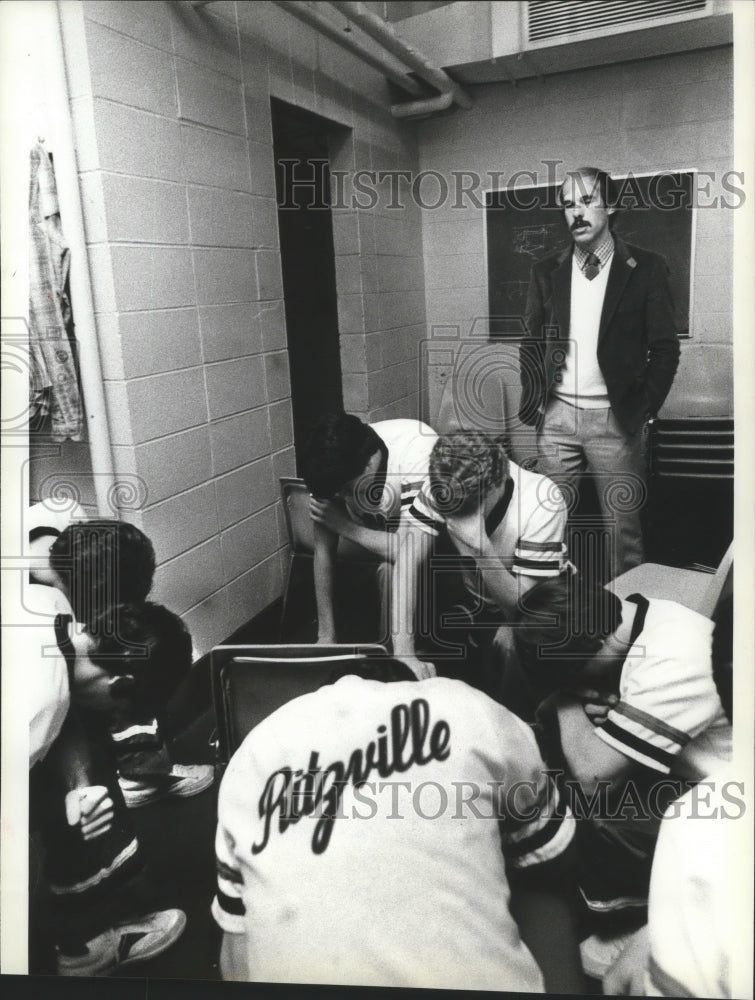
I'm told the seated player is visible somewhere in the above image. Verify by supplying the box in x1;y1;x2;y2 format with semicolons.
71;601;199;805
514;574;732;930
26;581;187;976
601;593;740;997
300;412;437;647
212;659;584;992
28;503;212;805
393;430;568;700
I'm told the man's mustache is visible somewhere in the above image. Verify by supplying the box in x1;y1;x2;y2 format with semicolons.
571;221;589;231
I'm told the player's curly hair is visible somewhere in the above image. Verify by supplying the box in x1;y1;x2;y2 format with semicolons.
49;520;156;629
300;412;383;500
428;431;509;516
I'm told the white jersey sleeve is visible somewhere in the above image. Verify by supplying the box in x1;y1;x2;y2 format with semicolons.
26;499;88;539
511;491;568;579
646;777;736;998
596;603;718;774
404;480;445;537
28;585;73;768
212;790;247;935
487;707;575;870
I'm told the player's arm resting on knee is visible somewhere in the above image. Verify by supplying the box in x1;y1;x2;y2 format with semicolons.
45;709;115;841
336;521;394;560
310;497;393;559
476;541;531;620
552;694;636;796
44;707;96;792
390;522;434;676
312;521;339;643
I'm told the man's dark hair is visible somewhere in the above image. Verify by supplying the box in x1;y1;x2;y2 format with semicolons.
711;591;733;724
428;431;509;517
49;520;156;628
558;166;620;225
326;657;418;686
88;602;193;722
300;412;382;499
513;575;623;694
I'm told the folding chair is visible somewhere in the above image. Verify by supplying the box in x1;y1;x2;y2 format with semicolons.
608;540;733;619
210;643;389;770
279;478;316;637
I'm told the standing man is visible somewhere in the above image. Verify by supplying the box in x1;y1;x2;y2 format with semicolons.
519;167;680;577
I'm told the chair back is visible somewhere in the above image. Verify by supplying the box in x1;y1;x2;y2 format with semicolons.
608;540;733;620
697;540;733;619
211;643;388;765
280;478;314;555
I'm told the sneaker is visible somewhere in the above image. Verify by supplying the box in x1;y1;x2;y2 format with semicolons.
580;930;636;979
56;908;187;976
120;764;214;809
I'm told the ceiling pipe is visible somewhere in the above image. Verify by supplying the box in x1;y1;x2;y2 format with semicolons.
330;0;473;111
390;90;453;119
271;1;425;99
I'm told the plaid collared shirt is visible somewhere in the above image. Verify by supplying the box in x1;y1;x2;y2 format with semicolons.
573;232;615;274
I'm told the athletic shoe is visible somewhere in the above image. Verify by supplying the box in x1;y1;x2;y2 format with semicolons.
580;930;636;979
56;908;187;976
120;764;214;809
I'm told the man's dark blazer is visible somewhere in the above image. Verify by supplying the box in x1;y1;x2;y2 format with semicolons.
518;237;680;435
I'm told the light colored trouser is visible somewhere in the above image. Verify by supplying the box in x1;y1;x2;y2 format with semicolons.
537;397;646;579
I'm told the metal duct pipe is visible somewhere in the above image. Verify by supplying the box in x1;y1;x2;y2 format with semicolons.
272;1;425;99
330;0;473;110
390;90;454;119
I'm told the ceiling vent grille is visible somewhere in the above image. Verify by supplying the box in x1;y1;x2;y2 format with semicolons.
527;0;709;43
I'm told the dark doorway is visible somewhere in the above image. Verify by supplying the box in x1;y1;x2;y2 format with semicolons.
271;98;345;470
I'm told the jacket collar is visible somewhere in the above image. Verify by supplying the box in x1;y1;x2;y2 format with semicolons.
550;236;637;342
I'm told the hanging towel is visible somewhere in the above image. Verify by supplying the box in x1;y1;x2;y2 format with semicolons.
29;141;83;441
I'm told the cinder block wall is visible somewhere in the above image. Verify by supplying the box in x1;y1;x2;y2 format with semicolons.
418;46;735;460
60;0;427;656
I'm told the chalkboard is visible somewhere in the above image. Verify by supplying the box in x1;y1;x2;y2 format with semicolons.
486;171;694;339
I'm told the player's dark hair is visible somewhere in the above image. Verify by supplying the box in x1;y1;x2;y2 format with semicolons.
49;520;156;628
300;412;382;500
326;657;418;685
711;591;733;724
513;575;623;694
428;431;509;516
88;602;193;723
558;166;620;227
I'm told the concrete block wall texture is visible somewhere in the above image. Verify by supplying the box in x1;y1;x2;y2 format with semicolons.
60;0;429;656
418;46;735;456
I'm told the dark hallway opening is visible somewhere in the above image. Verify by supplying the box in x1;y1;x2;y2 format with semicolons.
271;98;346;471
